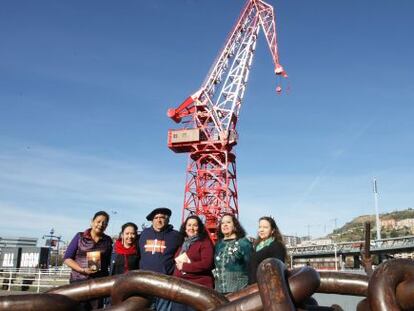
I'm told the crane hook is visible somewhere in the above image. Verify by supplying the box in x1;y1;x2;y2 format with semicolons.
276;85;282;94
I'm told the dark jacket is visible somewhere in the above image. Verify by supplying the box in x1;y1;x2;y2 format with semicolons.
173;237;214;288
139;225;182;275
111;239;140;275
248;239;286;284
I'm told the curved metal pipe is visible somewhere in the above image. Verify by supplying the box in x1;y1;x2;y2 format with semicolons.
111;270;227;311
256;258;295;311
223;266;320;311
287;266;320;303
215;292;263;311
0;293;81;311
368;259;414;311
318;271;368;296
5;260;414;311
226;267;320;302
226;284;258;302
396;279;414;310
47;274;120;302
356;298;371;311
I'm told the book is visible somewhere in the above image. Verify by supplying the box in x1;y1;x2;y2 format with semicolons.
87;251;101;272
174;252;191;264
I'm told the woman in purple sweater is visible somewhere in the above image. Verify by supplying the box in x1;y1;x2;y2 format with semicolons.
172;215;214;311
63;211;113;309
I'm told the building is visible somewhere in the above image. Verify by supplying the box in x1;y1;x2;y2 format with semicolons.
283;235;301;247
0;237;50;269
311;238;333;246
297;237;333;247
0;237;37;248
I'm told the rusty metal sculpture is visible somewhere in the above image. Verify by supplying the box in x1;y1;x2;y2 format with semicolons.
1;258;414;310
368;259;414;311
361;221;374;277
257;258;295;311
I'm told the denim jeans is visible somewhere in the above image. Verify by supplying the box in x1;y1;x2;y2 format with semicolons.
151;297;172;311
171;301;195;311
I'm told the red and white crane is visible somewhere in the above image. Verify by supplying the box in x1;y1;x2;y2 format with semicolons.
167;0;287;240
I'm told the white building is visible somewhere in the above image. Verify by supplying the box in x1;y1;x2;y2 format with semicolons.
0;237;37;248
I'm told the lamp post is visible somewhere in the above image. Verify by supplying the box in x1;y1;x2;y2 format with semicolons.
373;178;382;240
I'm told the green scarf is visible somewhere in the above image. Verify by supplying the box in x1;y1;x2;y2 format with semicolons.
256;237;274;252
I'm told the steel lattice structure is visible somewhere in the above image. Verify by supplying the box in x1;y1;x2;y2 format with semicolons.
167;0;287;240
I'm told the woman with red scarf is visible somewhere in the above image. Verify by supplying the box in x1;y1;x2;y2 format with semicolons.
111;222;140;275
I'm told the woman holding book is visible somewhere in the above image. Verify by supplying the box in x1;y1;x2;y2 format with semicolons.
63;211;113;309
111;222;140;275
172;215;214;311
213;214;253;294
63;211;113;282
248;216;287;284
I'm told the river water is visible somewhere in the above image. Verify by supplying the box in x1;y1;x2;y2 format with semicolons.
314;293;364;310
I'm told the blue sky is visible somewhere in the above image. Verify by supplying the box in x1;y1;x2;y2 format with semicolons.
1;0;413;244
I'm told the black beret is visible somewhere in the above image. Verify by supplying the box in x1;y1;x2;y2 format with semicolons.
146;207;172;221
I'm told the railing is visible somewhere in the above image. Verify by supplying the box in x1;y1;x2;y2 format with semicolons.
288;235;414;257
0;267;70;293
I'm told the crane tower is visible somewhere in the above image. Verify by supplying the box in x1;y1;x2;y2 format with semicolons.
167;0;287;240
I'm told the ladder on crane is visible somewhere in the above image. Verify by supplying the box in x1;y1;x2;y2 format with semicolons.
167;0;287;241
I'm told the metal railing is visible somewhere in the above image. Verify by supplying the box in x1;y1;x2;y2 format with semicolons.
0;267;70;293
288;235;414;257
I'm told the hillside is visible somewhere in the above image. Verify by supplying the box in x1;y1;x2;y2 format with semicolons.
328;208;414;242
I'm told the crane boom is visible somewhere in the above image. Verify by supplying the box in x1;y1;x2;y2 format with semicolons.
167;0;287;240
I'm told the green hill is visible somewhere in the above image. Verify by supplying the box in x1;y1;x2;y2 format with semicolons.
328;208;414;242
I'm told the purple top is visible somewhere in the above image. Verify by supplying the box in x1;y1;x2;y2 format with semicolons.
63;234;81;260
64;229;112;282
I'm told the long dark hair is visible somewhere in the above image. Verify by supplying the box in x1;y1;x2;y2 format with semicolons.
217;213;246;240
254;217;286;252
179;215;208;240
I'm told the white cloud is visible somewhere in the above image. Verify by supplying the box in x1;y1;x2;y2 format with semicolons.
0;140;412;243
0;141;183;243
0;202;84;241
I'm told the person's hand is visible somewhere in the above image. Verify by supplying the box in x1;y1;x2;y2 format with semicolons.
176;261;183;271
81;267;97;275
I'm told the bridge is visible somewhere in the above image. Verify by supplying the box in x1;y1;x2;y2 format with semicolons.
288;235;414;261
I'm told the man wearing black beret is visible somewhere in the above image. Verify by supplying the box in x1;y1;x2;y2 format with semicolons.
138;207;182;311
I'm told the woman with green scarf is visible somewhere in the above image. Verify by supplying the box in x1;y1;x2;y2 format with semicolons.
248;216;287;284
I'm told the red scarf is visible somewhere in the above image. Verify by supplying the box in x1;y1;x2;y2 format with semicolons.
114;239;138;273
